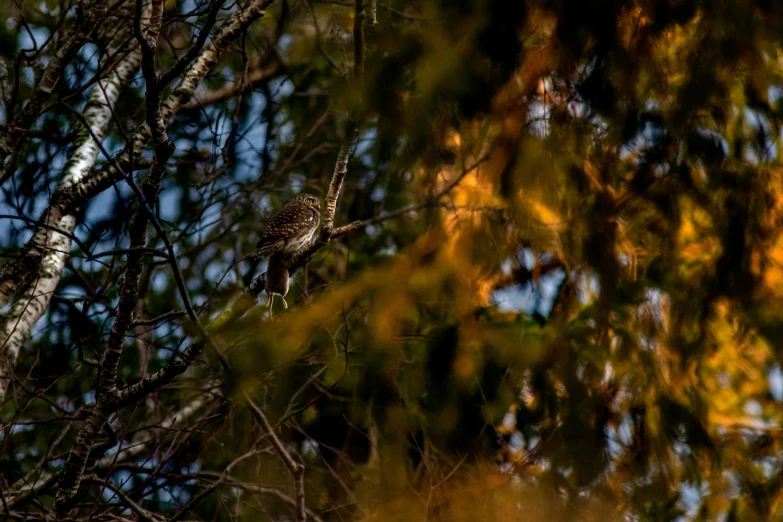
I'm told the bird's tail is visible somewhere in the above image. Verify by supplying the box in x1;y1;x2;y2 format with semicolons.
252;241;283;260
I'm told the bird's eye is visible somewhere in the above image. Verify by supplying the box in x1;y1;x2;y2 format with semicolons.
308;198;316;205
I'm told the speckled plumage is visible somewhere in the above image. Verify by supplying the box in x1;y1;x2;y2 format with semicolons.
256;193;321;310
256;193;321;258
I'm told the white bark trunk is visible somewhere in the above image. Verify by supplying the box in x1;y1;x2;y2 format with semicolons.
0;47;142;404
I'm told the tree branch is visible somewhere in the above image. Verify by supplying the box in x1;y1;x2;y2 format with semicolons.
0;0;275;310
84;476;164;522
251;0;366;296
245;391;306;522
167;445;261;522
135;0;168;145
0;23;143;405
158;0;226;88
0;0;107;174
181;62;281;110
250;153;491;293
53;115;174;519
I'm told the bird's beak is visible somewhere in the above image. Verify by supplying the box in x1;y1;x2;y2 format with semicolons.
316;201;321;211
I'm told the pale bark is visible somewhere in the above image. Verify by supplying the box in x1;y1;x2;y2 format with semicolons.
0;216;75;402
0;0;108;174
0;44;143;405
52;4;275;514
0;0;274;309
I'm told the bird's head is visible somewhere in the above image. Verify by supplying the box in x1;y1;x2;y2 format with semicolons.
291;193;321;212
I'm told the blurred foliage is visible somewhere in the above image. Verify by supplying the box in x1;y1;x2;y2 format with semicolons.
4;0;783;520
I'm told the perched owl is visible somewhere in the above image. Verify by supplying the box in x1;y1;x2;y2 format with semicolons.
255;193;321;310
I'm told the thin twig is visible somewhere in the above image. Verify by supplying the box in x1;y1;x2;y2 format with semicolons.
244;391;306;522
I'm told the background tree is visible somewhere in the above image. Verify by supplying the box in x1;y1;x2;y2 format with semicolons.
3;0;783;520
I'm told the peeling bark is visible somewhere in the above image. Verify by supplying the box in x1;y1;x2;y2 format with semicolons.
0;216;75;402
0;40;143;405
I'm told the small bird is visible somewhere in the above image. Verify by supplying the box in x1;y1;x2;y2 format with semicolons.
255;193;321;310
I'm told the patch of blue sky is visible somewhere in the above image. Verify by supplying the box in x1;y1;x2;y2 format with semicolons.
277;120;297;148
302;438;319;457
527;99;550;139
158;186;183;222
290;173;306;192
83;389;96;406
151;270;169;293
179;0;198;15
31;311;57;342
231;91;275;181
101;133;133;157
152;324;185;351
768;366;783;401
278;33;294;56
695;126;729;156
493;267;565;316
370;186;384;201
156;480;191;509
85;178;134;223
508;431;524;453
744;399;762;416
493;285;535;314
203;253;231;284
677;480;707;520
743;106;777;162
76;42;99;78
58;284;88;300
255;191;274;214
187;201;225;243
9;423;33;435
18;26;50;54
355;127;377;158
378;243;398;256
673;439;691;459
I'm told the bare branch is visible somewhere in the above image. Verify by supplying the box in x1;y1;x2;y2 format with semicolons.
0;0;275;310
225;480;327;522
129;309;186;327
168;445;260;522
110;292;254;410
181;62;281;110
158;0;226;88
52;111;173;517
0;216;75;403
135;0;168;144
0;0;108;174
245;391;306;522
0;26;143;405
84;476;164;522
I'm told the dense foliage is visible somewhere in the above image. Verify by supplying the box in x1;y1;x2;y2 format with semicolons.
3;0;783;520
